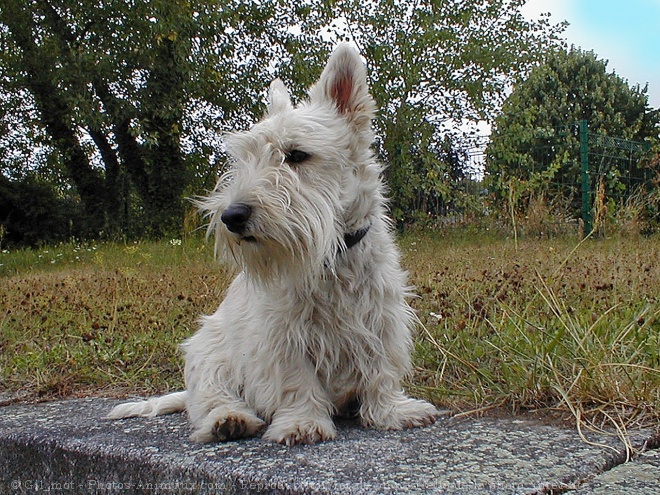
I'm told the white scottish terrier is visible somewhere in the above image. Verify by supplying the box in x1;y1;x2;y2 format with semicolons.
107;45;439;445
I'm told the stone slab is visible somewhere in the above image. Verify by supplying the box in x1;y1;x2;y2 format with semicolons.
575;448;660;495
0;398;656;494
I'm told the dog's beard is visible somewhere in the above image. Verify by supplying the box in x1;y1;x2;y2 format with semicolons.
208;196;343;288
219;228;341;288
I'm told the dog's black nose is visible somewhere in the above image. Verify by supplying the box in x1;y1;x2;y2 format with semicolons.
221;203;252;234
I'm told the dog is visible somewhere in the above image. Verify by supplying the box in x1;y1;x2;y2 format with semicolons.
107;44;439;446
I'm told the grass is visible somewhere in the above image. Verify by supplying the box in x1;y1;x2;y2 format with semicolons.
0;237;228;399
401;230;660;443
1;230;659;439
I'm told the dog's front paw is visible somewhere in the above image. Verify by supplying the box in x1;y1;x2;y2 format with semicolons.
362;398;440;430
263;416;336;446
190;411;266;443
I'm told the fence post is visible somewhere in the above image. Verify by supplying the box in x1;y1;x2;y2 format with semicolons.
579;119;592;236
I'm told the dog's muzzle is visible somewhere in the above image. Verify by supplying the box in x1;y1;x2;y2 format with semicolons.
221;203;252;235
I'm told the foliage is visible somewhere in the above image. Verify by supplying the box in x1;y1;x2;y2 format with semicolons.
0;173;86;248
325;0;565;224
0;0;570;241
0;0;332;241
485;47;660;225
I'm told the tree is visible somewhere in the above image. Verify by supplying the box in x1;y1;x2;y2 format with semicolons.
485;47;660;219
325;0;565;224
0;0;331;240
0;1;568;240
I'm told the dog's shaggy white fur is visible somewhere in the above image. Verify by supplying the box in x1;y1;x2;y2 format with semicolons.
107;45;439;445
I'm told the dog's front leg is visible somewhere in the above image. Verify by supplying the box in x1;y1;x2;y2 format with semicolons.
186;389;267;443
261;359;336;446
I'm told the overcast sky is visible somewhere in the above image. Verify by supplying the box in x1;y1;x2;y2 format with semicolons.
522;0;660;109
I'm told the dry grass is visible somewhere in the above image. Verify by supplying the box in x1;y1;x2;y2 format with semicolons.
1;232;659;440
1;238;230;401
401;230;660;441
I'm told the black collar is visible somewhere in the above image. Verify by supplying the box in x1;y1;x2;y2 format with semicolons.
343;224;371;250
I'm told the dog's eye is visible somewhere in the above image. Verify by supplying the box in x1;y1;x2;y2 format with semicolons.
285;149;311;164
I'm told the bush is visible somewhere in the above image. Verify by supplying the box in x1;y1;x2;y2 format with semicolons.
0;175;86;248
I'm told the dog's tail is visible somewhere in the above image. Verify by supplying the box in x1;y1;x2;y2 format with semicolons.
105;391;187;420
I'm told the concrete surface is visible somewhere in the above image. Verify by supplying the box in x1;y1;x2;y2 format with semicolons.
575;448;660;495
0;398;658;494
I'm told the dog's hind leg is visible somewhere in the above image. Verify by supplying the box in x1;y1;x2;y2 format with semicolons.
358;351;439;430
359;386;439;431
106;391;188;419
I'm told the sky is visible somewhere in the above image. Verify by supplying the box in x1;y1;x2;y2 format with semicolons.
521;0;660;109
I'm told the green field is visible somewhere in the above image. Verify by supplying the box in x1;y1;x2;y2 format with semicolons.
2;231;658;435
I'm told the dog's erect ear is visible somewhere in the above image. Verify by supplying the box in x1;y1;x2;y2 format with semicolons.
309;44;375;127
268;78;292;115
